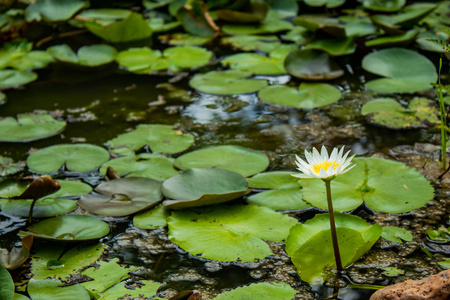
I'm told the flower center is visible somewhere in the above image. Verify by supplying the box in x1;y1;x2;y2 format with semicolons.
312;161;339;173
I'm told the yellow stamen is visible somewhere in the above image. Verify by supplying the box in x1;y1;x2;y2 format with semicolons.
312;161;339;173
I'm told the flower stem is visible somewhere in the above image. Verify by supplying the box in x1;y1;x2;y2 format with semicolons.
323;179;343;273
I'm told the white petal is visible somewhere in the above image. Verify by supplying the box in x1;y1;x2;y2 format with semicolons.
291;173;315;179
329;147;338;162
305;149;315;164
320;145;329;161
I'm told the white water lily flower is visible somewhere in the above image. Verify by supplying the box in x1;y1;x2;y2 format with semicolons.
293;146;355;180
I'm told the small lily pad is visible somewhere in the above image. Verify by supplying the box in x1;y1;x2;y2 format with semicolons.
23;215;110;241
100;154;179;182
27;144;110;173
222;18;293;35
47;44;117;67
25;0;89;22
0;265;14;299
247;171;310;210
168;204;297;262
258;82;341;109
106;124;194;155
221;35;281;52
0;156;25;176
0;70;37;89
361;97;439;129
303;0;346;8
158;33;209;46
365;29;419;48
28;279;90;300
294;15;345;37
162;168;250;209
173;145;269;177
214;282;297;300
285;213;381;284
284;49;344;80
98;280;162;299
0;113;66;142
281;26;315;44
362;48;437;93
304;37;356;56
0;39;54;71
189;70;268;95
133;204;170;229
382;267;405;277
79;177;163;216
300;157;434;213
363;0;406;12
381;226;413;243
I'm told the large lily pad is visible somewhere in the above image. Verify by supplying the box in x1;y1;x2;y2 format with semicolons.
28;279;90;300
173;145;269;177
47;44;117;67
362;48;437;93
106;124;194;155
79;177;163;216
300;157;434;213
100;154;178;182
23;215;110;241
133;204;170;229
246;172;310;210
189;70;268;95
258;82;341;109
25;0;89;22
27;144;110;173
284;49;344;80
361;97;439;129
167;204;297;262
0;265;14;299
214;282;297;300
285;213;381;284
0;113;66;142
162;168;250;209
0;70;37;89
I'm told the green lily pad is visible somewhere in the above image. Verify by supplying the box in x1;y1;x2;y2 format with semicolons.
365;29;419;48
285;213;381;284
382;266;405;277
221;46;296;75
27;279;90;300
158;33;209;46
163;46;213;70
0;113;66;142
381;226;412;243
363;0;406;12
27;144;110;173
341;15;378;37
79;177;163;216
173;145;269;177
100;154;178;182
294;15;345;37
106;124;194;155
0;234;33;270
189;70;268;95
258;82;341;109
1;180;92;218
133;204;170;229
0;156;25;176
303;0;346;8
0;70;37;89
415;29;450;53
47;44;117;67
0;265;14;300
23;215;110;241
284;49;344;80
361;97;439;129
216;1;268;23
85;12;152;43
0;39;54;71
362;48;437;93
168;204;297;262
73;8;131;26
162;168;250;209
246;171;310;210
304;37;356;56
214;282;297;300
98;280;162;300
300;157;434;213
147;18;181;33
221;35;281;52
0;179;28;198
222;18;293;35
25;0;89;22
281;26;315;44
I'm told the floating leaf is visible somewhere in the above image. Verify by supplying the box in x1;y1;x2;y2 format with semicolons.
246;171;309;210
78;177;163;216
0;39;54;71
221;35;281;52
0;156;25;176
106;124;194;154
416;29;450;53
27;144;110;173
162;168;250;209
168;204;297;262
27;279;90;300
189;70;268;95
222;18;293;35
133;204;170;229
214;282;297;300
303;0;346;8
365;29;419;48
363;0;406;12
0;113;65;143
341;15;378;37
286;213;381;284
381;226;413;243
304;37;356;56
0;70;37;89
281;26;314;44
362;48;437;93
426;229;449;242
25;0;89;22
216;1;268;23
158;33;209;46
382;267;405;277
73;9;131;26
258;82;341;109
98;280;162;299
163;46;212;70
147;18;181;33
0;234;33;270
100;154;178;182
0;265;14;300
47;44;117;67
284;49;344;80
174;145;269;177
361;97;439;129
300;157;434;213
294;15;345;37
115;47;164;73
85;12;152;43
22;215;110;241
10;175;60;201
